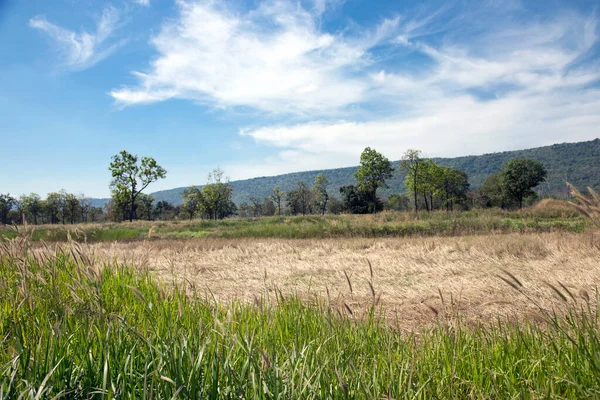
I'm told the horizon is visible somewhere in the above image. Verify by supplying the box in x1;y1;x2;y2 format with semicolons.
2;0;599;198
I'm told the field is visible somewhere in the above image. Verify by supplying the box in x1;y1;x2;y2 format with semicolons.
0;202;585;243
2;205;600;398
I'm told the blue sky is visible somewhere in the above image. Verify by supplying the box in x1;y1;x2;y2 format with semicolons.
1;0;599;198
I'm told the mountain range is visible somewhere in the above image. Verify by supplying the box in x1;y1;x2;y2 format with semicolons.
91;139;600;207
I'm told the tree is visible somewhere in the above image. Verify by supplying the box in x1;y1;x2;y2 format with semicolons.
238;202;250;218
78;195;92;223
21;193;43;225
109;150;167;222
181;186;202;220
263;197;277;216
154;200;175;220
501;158;547;209
45;192;62;224
479;173;508;208
249;196;262;217
137;193;155;220
201;168;236;219
327;197;344;214
404;158;437;212
355;147;394;214
385;194;410;211
313;174;330;215
438;167;469;211
271;186;285;216
65;192;80;224
339;185;374;214
0;194;15;225
400;149;423;213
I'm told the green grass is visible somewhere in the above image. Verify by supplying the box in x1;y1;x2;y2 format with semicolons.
0;208;587;243
1;242;600;398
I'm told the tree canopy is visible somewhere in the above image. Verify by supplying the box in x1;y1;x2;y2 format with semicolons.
109;150;167;222
354;147;394;213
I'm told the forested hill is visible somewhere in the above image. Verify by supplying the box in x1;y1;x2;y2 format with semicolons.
93;139;600;207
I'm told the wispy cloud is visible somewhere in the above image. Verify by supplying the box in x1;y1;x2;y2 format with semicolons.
111;0;600;178
30;6;124;71
130;0;150;6
234;5;600;175
110;0;400;114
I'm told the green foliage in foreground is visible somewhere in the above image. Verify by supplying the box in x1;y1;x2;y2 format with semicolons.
2;249;600;398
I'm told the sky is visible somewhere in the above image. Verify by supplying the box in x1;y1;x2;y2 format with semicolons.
1;0;599;198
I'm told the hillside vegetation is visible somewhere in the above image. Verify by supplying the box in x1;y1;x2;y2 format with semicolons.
140;139;600;206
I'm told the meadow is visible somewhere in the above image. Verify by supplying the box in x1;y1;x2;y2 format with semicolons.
0;201;585;243
2;203;600;398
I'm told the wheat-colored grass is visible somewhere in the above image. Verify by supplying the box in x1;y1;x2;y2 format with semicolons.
46;231;596;332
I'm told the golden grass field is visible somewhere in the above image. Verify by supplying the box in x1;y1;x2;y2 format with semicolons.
57;230;598;332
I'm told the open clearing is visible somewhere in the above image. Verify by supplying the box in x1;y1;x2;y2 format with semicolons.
82;231;600;331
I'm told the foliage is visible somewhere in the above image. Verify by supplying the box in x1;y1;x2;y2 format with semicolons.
109;150;167;222
313;173;330;215
0;194;15;225
404;159;470;212
286;181;313;215
200;168;236;220
138;139;600;206
501;158;547;208
385;194;411;211
270;186;285;216
355;147;394;213
339;185;382;214
181;186;202;220
401;149;423;212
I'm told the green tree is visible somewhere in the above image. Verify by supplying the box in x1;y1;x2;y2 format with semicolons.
313;174;330;215
201;168;235;220
153;200;175;220
65;192;80;224
385;194;410;211
109;150;167;222
354;147;394;214
438;167;470;211
181;186;202;220
271;186;285;216
339;185;374;214
501;158;547;209
479;173;508;208
78;195;92;223
0;194;15;225
400;149;422;213
404;159;438;212
263;197;277;216
249;196;262;217
45;192;62;224
137;193;155;220
21;193;43;225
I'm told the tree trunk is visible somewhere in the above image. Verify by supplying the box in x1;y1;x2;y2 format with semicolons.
413;171;418;213
129;194;136;222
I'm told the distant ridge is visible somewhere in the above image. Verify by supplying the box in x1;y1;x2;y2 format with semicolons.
91;139;600;207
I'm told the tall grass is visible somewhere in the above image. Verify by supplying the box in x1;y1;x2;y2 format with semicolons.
0;208;586;243
1;236;600;398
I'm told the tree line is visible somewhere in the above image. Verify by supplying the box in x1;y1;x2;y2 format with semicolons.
1;148;548;225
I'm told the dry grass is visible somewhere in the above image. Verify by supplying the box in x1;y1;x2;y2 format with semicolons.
41;231;600;332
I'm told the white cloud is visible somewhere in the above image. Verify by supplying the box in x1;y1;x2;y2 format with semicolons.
111;1;600;178
131;0;150;6
111;0;400;115
233;8;600;175
30;7;123;71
